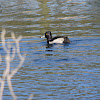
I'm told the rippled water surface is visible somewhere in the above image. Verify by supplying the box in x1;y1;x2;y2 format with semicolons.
0;0;100;100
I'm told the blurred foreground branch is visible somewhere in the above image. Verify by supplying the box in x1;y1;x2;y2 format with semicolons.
0;29;25;100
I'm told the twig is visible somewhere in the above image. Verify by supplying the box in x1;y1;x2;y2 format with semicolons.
0;29;25;100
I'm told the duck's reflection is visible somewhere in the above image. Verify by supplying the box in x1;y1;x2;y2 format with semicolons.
46;44;53;48
45;44;53;56
44;43;70;57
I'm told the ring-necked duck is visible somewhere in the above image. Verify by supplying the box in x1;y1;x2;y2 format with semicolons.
44;31;70;44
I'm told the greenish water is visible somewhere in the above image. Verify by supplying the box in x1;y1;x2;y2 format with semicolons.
0;0;100;100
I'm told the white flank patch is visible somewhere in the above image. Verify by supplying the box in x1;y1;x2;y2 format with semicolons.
49;38;64;44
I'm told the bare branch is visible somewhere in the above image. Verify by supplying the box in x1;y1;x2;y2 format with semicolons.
0;29;25;100
7;76;17;100
1;29;7;51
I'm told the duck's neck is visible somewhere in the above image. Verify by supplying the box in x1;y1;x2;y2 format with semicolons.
47;35;52;40
47;36;52;43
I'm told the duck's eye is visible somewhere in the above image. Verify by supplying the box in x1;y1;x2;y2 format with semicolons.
46;33;48;35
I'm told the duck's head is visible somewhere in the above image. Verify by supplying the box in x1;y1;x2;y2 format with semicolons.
45;31;52;40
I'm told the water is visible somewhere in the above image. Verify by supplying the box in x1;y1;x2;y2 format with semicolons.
0;0;100;100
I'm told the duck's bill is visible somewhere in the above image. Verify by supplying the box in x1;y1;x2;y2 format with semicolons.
40;35;45;38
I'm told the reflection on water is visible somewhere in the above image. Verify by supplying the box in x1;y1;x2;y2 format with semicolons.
0;0;100;99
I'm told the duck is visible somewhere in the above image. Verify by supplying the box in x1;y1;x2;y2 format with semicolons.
44;31;70;44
